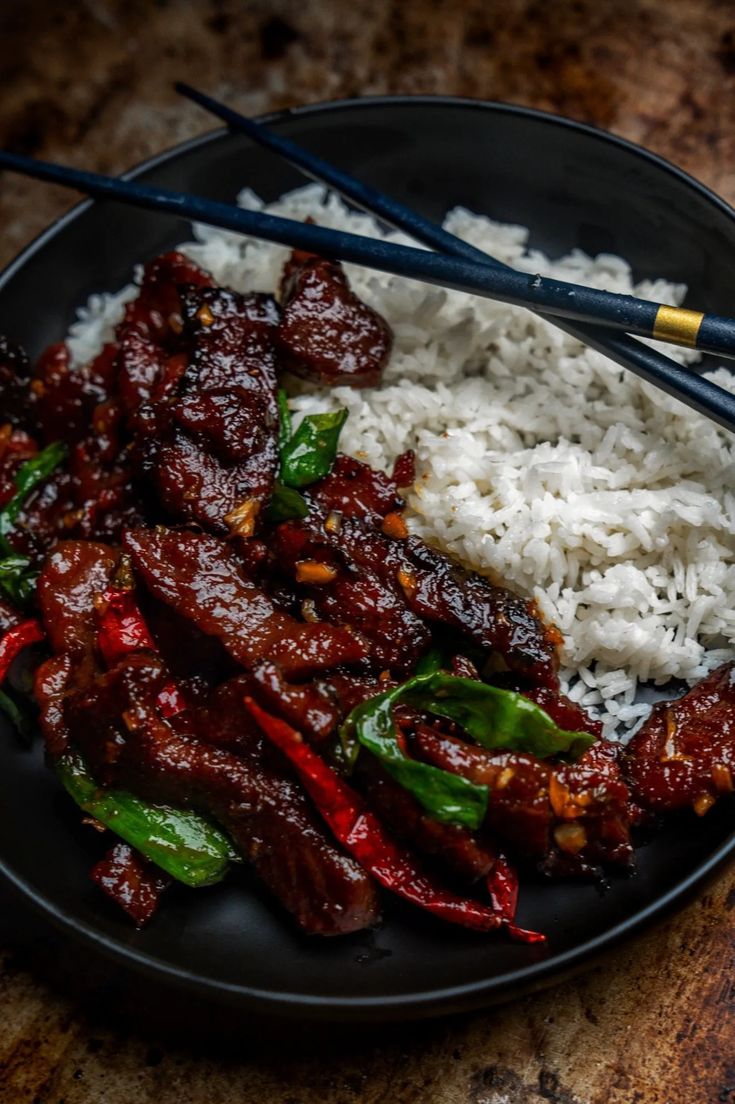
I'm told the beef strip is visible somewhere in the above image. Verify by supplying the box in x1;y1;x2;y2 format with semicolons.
0;335;33;430
124;527;368;677
625;661;735;814
272;513;560;686
37;540;118;662
34;540;120;754
120;252;213;346
135;286;280;534
269;517;431;673
413;726;632;874
90;842;171;928
30;342;119;446
276;249;393;388
307;454;405;523
358;761;496;883
34;653;73;758
67;653;380;935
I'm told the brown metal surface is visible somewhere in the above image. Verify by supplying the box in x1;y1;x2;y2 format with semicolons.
1;2;735;1100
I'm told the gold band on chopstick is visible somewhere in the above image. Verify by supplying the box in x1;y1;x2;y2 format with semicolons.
652;305;704;348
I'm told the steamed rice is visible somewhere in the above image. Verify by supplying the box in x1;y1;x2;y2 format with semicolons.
66;184;735;738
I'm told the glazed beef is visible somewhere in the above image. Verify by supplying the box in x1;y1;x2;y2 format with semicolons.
625;661;735;815
413;726;633;874
135;286;280;534
90;842;171;928
359;762;496;883
276;249;392;388
124;527;368;677
272;512;560;687
37;540;118;662
67;654;380;935
0;335;33;429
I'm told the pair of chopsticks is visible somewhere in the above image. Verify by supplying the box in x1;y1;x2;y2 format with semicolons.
0;87;734;434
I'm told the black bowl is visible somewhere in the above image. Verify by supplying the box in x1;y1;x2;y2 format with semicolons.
1;96;734;1022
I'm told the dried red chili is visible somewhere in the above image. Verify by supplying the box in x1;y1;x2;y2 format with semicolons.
95;589;187;719
244;696;507;934
486;853;546;945
96;587;156;666
156;681;188;719
0;619;44;685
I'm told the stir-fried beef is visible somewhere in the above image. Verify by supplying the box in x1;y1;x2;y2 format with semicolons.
308;454;406;523
0;335;33;430
271;516;431;674
3;239;728;939
273;513;560;687
625;661;735;814
37;540;118;661
34;653;73;758
124;527;368;677
135;286;280;534
413;726;632;874
31;342;119;446
67;654;380;934
359;762;496;883
277;249;392;387
120;251;213;344
90;842;171;928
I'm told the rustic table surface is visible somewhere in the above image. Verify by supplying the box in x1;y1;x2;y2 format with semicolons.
1;2;734;1102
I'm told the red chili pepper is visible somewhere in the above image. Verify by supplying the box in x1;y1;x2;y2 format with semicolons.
96;590;188;720
244;696;505;934
486;853;519;920
0;619;44;685
486;854;546;945
96;587;156;666
156;681;188;719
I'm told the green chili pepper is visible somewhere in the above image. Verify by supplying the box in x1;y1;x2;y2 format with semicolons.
413;673;597;760
341;672;596;829
0;441;67;550
56;749;238;887
342;675;489;829
0;688;33;742
268;398;348;520
0;554;38;605
265;480;310;524
0;443;67;605
280;408;348;489
413;647;449;677
277;388;293;452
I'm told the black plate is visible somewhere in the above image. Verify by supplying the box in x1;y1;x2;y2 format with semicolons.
1;96;734;1022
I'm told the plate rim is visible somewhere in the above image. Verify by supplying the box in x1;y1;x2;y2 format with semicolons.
1;93;735;1019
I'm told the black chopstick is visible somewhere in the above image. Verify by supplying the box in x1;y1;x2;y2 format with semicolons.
177;82;735;435
2;148;735;435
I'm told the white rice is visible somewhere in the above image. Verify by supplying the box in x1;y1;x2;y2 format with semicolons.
66;184;735;739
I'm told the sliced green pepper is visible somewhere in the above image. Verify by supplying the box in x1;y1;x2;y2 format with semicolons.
341;672;596;829
414;673;597;760
279;408;348;489
56;749;238;888
265;480;310;524
277;388;293;452
0;442;68;603
0;441;67;548
0;554;38;605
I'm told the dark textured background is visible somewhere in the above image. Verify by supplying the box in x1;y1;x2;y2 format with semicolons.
1;2;735;1101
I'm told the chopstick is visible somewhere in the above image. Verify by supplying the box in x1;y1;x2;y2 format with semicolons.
177;82;735;437
2;147;735;434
